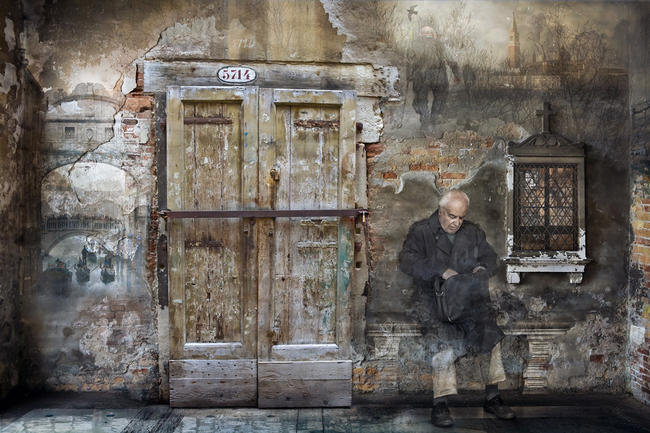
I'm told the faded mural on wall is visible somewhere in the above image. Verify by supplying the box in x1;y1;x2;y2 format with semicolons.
27;81;158;397
5;0;647;402
41;162;145;295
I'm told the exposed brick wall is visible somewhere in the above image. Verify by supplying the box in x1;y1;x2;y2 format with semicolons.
630;173;650;405
368;131;501;192
353;363;399;394
626;0;650;405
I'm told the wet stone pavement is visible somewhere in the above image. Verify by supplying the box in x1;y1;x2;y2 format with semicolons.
1;394;649;433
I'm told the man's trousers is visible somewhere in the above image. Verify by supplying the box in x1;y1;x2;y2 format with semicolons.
432;343;506;398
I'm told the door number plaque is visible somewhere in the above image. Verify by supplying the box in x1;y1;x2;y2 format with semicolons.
217;66;257;84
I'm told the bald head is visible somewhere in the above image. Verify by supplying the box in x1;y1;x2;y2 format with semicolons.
439;190;469;210
438;190;470;234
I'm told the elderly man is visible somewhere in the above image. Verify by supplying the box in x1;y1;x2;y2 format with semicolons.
399;190;515;427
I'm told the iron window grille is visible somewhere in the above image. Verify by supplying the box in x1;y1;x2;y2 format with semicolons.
513;163;578;252
504;108;589;284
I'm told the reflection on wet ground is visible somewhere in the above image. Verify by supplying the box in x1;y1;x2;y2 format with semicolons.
2;400;650;433
0;408;139;433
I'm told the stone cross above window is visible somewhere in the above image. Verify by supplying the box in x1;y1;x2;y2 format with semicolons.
504;103;590;284
536;101;555;133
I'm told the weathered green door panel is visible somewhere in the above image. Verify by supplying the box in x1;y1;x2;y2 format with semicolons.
166;86;258;407
257;88;356;408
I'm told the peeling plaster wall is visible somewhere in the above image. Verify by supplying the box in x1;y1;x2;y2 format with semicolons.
334;0;637;396
12;0;650;402
20;0;347;400
0;1;43;400
24;0;346;93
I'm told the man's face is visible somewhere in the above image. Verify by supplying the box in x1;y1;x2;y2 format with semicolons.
439;199;468;234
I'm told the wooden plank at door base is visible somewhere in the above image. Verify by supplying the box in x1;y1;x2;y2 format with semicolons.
170;359;256;378
258;360;352;408
170;378;257;407
170;359;257;407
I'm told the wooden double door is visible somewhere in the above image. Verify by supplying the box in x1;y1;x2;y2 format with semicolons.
166;86;356;408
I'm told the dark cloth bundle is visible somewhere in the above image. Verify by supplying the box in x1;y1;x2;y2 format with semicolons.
436;272;490;322
434;272;503;355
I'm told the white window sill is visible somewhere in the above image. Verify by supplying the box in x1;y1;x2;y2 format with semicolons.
504;256;591;284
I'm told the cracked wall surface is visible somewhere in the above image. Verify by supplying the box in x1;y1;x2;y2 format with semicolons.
344;0;638;396
3;0;649;404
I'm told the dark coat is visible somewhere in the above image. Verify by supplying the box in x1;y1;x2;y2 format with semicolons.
399;211;504;356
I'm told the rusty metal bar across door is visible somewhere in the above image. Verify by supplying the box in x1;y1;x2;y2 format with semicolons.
160;209;368;219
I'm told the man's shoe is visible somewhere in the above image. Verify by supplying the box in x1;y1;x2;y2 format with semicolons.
431;401;454;427
483;395;516;420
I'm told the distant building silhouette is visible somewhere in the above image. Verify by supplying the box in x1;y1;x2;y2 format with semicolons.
508;11;521;69
494;10;627;92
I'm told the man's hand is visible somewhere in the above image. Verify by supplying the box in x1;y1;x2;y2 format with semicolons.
442;268;458;280
472;266;486;273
